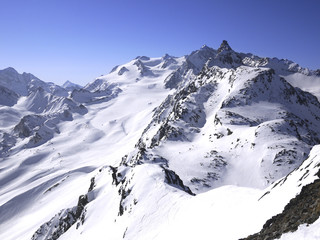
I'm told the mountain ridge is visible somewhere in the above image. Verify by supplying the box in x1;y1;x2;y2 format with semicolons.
1;41;320;239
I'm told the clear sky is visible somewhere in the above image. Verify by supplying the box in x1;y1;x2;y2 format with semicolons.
0;0;319;86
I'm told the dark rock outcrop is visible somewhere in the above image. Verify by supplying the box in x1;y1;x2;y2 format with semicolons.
241;172;320;240
31;177;95;240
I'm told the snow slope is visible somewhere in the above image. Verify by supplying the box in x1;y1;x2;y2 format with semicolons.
1;41;320;240
157;144;320;240
0;56;186;239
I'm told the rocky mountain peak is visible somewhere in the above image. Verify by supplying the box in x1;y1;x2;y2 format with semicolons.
62;80;82;91
62;80;73;86
217;40;232;53
2;67;19;74
162;53;174;60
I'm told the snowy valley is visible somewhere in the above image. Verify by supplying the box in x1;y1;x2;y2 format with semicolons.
1;41;320;239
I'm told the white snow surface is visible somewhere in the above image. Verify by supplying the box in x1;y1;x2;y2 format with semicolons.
0;56;184;239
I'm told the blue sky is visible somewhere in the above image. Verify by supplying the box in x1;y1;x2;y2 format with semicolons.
0;0;319;85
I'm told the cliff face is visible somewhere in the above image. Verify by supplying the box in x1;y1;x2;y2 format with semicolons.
242;170;320;240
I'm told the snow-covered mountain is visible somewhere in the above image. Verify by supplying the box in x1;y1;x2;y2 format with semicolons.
1;41;320;240
0;67;68;97
0;68;87;156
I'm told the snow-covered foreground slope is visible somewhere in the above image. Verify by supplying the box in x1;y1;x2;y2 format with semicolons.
1;41;320;240
25;144;320;240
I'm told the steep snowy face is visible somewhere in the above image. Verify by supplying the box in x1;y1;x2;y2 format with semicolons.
186;45;217;73
127;63;320;193
241;53;320;101
0;67;30;96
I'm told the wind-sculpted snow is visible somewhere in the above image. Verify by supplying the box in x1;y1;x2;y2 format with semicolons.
1;41;320;240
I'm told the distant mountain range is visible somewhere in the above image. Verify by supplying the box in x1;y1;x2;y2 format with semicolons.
1;41;320;240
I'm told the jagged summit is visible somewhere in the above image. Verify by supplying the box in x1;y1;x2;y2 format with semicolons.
217;40;232;53
162;53;175;60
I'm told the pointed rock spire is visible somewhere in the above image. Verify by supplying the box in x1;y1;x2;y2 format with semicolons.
217;40;232;53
